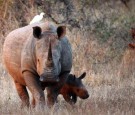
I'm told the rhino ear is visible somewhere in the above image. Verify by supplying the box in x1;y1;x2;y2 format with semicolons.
57;26;66;39
78;72;86;80
33;26;42;39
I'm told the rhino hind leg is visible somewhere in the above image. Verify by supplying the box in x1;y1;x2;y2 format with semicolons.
14;81;30;108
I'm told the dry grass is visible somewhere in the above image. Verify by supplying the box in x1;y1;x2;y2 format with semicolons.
1;32;135;114
1;0;135;115
1;57;135;115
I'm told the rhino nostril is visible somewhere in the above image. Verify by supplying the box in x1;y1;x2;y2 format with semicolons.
84;92;89;98
40;77;44;82
86;94;89;98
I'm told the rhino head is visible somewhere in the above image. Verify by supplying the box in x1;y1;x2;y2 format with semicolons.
67;72;89;99
32;25;66;82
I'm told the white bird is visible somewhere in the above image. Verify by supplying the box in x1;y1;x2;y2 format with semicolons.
30;12;45;24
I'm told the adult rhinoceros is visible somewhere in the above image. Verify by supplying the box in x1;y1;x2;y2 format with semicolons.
3;22;72;108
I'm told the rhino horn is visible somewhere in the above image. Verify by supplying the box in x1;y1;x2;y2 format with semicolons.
46;39;53;67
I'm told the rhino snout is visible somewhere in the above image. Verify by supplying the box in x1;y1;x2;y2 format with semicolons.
40;77;44;82
40;73;59;82
81;92;89;99
77;89;89;99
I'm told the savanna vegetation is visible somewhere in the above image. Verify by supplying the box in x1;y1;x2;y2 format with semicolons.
1;0;135;114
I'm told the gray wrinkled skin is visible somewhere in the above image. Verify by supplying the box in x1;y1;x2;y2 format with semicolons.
60;36;72;73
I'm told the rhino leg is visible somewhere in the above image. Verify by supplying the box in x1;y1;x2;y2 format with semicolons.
69;93;77;104
14;81;29;108
62;93;77;105
23;72;45;109
46;87;58;107
31;84;45;108
62;94;71;103
31;97;35;108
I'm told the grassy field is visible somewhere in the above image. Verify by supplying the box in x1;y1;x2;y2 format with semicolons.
1;0;135;115
0;31;135;115
1;56;135;115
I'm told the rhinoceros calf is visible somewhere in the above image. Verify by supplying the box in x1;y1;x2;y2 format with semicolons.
3;22;72;108
60;72;89;104
46;72;89;106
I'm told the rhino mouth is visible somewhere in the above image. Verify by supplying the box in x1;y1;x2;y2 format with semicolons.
80;93;89;99
40;72;59;83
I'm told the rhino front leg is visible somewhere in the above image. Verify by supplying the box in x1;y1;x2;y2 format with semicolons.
31;97;35;108
63;94;71;103
46;87;58;107
23;72;45;109
63;93;77;105
14;81;29;108
69;93;77;104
